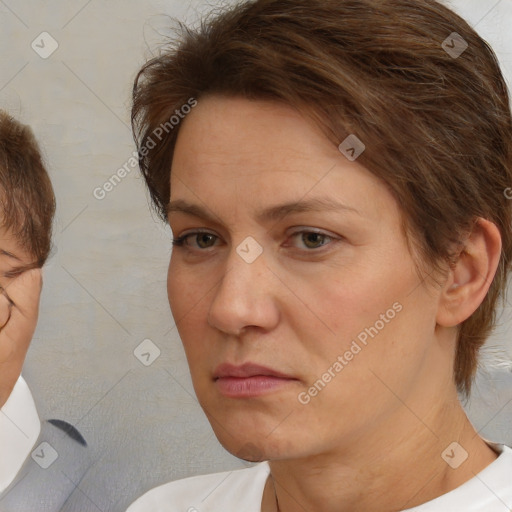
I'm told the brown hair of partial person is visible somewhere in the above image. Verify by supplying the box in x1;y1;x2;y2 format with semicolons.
0;110;56;272
131;0;512;396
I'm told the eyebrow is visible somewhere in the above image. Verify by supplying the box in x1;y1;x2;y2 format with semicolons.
0;249;21;261
166;197;361;225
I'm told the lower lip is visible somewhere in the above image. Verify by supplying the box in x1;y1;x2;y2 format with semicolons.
215;376;296;398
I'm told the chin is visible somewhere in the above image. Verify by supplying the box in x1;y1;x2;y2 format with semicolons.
207;416;304;463
196;385;309;457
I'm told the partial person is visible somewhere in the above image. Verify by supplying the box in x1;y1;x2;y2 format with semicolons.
128;0;512;510
0;110;90;511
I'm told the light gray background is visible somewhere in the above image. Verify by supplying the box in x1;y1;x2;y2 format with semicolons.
0;1;511;511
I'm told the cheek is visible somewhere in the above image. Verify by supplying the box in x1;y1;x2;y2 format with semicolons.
312;270;439;403
167;258;211;360
167;257;197;320
297;248;434;375
166;259;177;302
293;262;410;349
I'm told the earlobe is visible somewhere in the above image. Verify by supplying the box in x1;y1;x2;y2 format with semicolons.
436;218;502;328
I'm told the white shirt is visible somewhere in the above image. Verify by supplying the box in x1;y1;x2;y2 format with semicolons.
0;376;41;494
127;444;512;512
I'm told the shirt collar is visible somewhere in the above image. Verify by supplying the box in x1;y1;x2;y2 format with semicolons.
406;442;512;510
0;376;41;494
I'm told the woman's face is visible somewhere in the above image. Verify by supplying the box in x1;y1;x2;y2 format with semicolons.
167;96;448;461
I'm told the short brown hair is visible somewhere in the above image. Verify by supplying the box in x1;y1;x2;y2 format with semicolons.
131;0;512;396
0;111;56;270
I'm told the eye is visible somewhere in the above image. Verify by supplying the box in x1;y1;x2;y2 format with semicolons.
288;230;335;250
295;231;332;249
172;231;220;250
172;228;338;253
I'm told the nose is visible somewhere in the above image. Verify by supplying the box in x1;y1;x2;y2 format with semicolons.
207;243;280;336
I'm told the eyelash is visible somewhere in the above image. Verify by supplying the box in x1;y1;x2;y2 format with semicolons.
171;229;337;252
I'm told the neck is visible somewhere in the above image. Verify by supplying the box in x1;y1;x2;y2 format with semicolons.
264;396;497;512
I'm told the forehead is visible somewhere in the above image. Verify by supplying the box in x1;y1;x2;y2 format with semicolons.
169;95;397;223
172;96;334;172
0;223;32;264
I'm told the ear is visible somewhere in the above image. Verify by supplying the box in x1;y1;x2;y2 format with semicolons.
436;218;502;327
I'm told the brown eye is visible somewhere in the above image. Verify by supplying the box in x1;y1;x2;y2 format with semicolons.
301;232;329;249
288;230;334;251
172;231;220;250
195;233;217;249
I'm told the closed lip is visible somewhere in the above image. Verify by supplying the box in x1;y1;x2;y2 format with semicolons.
213;362;296;380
